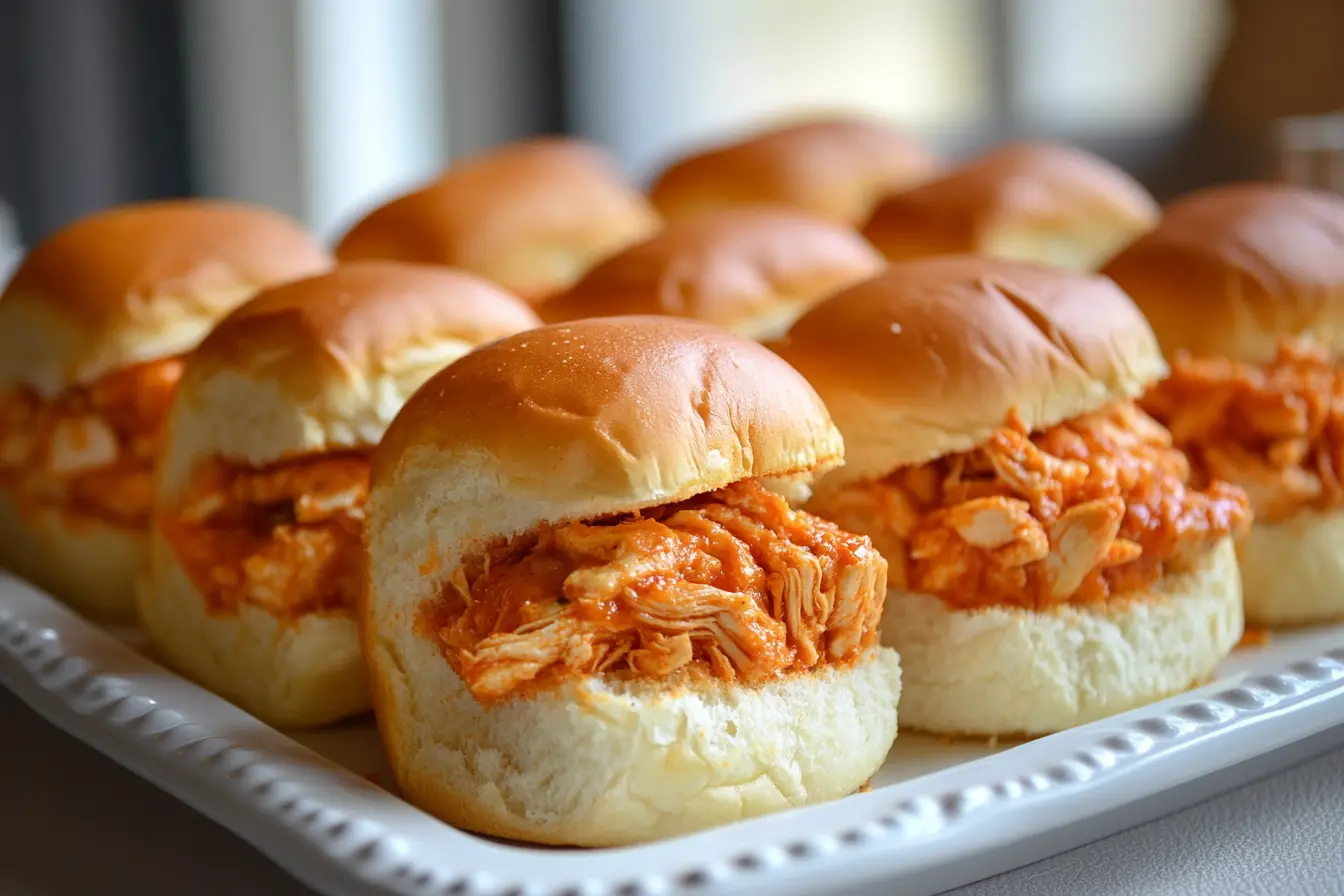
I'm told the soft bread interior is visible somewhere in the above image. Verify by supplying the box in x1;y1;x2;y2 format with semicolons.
0;490;145;621
1238;508;1344;627
364;628;901;847
880;537;1242;737
139;530;369;728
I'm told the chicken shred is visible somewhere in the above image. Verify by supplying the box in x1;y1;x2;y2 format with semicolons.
0;358;182;527
418;479;887;705
159;453;369;617
808;403;1251;609
1141;338;1344;522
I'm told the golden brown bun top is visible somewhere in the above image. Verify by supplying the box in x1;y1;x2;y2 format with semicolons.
773;255;1167;480
861;142;1159;271
648;116;941;226
1101;183;1344;364
0;199;332;392
537;206;885;339
373;316;844;545
158;262;540;494
333;137;661;303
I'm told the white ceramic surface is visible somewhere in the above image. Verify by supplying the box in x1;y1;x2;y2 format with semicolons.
2;571;1343;896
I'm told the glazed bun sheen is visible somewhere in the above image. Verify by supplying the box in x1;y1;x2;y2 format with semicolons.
649;116;940;225
335;137;660;304
363;316;902;846
0;200;332;620
1104;183;1344;627
140;262;540;727
775;256;1249;736
539;206;885;340
862;142;1159;273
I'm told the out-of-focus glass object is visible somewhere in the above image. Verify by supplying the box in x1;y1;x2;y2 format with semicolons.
562;0;991;179
0;201;21;284
1277;113;1344;193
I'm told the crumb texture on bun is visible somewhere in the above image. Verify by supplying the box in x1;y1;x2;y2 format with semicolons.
156;262;540;503
539;206;885;339
862;142;1158;272
773;255;1168;479
334;138;660;302
649;117;940;225
1237;507;1344;627
1101;183;1344;364
0;199;332;393
363;316;899;845
883;537;1241;736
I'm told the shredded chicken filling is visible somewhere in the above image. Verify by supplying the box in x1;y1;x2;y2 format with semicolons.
418;479;887;705
809;403;1251;609
1141;339;1344;522
0;359;183;527
159;453;369;617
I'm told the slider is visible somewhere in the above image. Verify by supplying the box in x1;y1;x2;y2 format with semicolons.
1104;183;1344;627
539;206;885;340
775;256;1250;736
0;200;331;620
649;116;940;225
862;142;1158;272
140;262;540;727
362;316;901;845
335;137;660;305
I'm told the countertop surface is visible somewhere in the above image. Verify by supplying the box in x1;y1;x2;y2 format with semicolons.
2;686;1342;896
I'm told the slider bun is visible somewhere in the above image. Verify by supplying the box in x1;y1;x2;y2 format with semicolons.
0;199;332;394
883;537;1242;736
156;261;541;504
363;316;895;844
369;647;900;846
141;262;538;727
539;206;885;340
773;255;1167;482
334;138;660;302
862;142;1159;273
0;493;147;622
1100;183;1344;364
650;116;940;225
1237;507;1344;627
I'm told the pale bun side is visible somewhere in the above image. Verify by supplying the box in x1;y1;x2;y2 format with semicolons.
882;537;1242;737
369;316;844;598
138;533;369;727
0;199;332;394
156;262;540;505
538;206;885;340
0;492;146;621
363;621;901;846
649;116;940;225
1100;183;1344;364
861;142;1159;273
1238;507;1344;627
334;138;660;302
774;256;1168;481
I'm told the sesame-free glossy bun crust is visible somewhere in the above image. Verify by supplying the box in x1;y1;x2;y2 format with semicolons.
1101;183;1344;364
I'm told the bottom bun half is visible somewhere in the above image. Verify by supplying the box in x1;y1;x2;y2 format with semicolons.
1238;509;1344;628
881;537;1242;737
138;533;370;728
364;626;902;847
0;490;145;621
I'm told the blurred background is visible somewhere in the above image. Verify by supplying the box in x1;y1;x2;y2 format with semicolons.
1;0;1342;271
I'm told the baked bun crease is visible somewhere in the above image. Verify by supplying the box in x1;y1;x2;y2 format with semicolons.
539;205;885;340
0;199;332;620
362;315;901;846
1105;183;1344;626
139;262;539;727
862;141;1158;273
335;137;660;306
774;256;1250;736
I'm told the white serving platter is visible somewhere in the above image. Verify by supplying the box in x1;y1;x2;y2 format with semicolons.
3;570;1344;896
